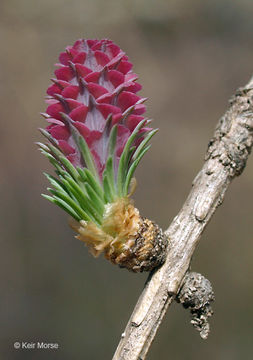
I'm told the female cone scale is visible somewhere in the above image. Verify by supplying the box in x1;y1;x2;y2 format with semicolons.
38;39;168;272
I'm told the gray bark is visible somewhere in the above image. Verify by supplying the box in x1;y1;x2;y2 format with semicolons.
112;76;253;360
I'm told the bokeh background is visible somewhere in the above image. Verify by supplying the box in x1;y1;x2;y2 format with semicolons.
1;0;253;359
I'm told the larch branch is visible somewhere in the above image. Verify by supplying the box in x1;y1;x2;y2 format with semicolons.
112;76;253;360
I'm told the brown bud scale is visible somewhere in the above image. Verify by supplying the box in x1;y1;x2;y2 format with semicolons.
69;198;168;272
108;217;168;272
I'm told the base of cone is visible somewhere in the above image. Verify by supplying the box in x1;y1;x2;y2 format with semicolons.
107;217;168;272
69;198;168;272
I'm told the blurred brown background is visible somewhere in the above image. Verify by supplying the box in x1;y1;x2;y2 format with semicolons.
1;0;253;359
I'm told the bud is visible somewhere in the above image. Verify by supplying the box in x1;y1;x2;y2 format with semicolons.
38;39;168;272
